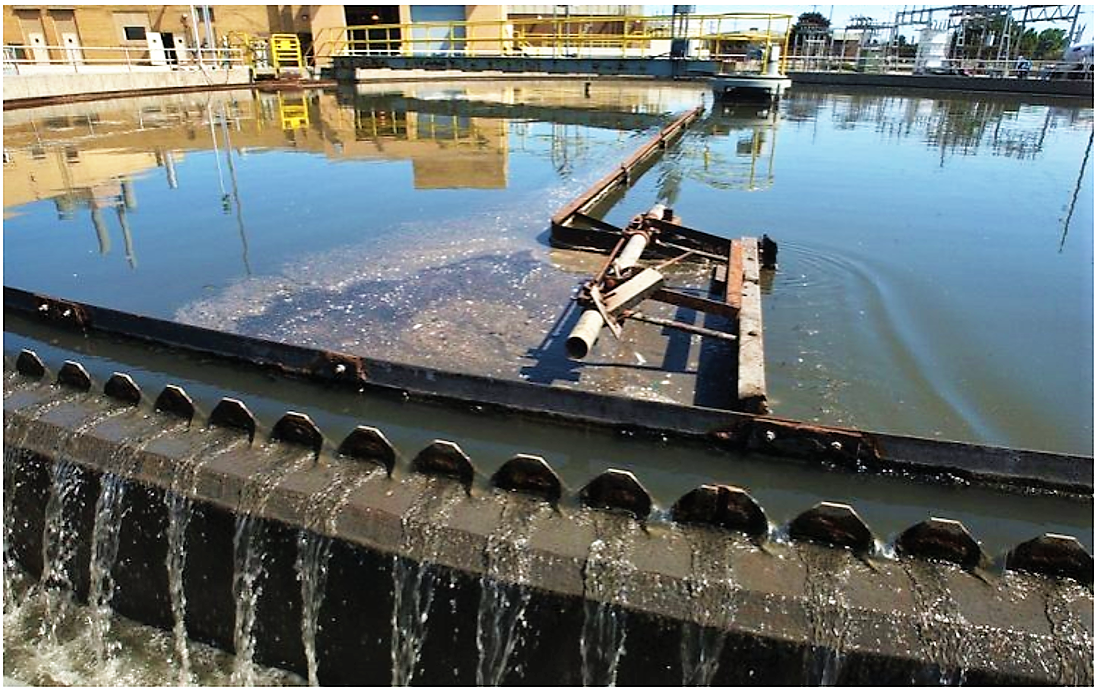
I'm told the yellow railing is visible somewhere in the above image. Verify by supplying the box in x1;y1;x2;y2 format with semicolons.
312;12;792;72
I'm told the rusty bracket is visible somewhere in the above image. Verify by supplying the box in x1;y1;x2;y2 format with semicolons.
33;293;90;330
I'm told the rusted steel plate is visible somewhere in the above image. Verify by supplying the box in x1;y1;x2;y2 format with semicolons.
725;239;744;311
651;288;738;319
737;238;767;414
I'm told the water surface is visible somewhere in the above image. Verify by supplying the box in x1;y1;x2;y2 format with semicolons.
3;82;1092;455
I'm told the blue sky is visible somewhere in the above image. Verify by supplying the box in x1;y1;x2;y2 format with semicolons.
645;4;1091;43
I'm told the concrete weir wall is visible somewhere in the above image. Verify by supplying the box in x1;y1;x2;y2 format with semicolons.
1;68;251;102
4;368;1093;685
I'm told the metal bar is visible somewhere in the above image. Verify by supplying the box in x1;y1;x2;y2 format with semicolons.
737;238;767;413
622;310;738;343
551;106;703;230
652;288;738;319
726;239;743;311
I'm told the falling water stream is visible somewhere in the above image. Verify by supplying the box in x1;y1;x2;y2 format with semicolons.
294;460;385;686
231;447;315;686
164;433;247;685
475;498;554;686
678;527;740;686
390;478;464;686
797;546;856;685
902;560;971;685
579;512;639;686
1042;579;1094;686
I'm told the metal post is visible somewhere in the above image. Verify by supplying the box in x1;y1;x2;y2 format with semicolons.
202;5;216;67
190;5;203;68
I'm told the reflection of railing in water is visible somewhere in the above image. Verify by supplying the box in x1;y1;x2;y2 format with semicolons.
785;89;1090;162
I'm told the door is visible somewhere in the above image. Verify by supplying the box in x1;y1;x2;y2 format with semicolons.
147;32;168;66
27;32;50;64
161;32;177;64
172;35;191;64
61;32;82;65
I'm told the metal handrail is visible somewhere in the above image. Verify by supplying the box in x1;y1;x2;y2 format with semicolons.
2;44;246;74
311;12;793;72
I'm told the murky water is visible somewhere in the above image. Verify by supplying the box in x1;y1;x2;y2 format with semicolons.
5;82;1090;454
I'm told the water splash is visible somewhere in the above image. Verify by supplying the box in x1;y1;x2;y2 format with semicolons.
903;560;970;685
679;527;738;686
3;561;306;686
475;499;553;685
295;461;384;686
798;546;855;685
164;434;246;685
86;473;125;662
579;512;638;686
1044;580;1094;686
390;479;463;686
230;448;313;685
39;458;83;644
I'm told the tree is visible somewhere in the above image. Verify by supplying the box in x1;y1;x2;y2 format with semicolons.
788;11;831;52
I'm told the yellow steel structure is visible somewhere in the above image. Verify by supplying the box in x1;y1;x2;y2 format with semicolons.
311;12;792;72
270;33;304;76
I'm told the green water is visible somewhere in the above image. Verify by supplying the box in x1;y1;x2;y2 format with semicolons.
3;81;1092;455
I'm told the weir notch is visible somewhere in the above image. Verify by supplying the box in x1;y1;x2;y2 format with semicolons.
153;384;195;423
208;397;257;443
1006;533;1093;585
579;468;652;519
671;484;767;537
412;439;475;490
56;360;92;391
271;411;324;457
491;454;563;503
337;425;397;474
104;372;142;406
15;349;46;378
895;518;982;569
788;501;874;553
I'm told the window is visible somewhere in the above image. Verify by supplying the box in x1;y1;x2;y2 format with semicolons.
114;11;150;44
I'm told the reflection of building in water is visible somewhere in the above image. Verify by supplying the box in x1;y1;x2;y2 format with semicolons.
787;88;1093;163
316;91;508;188
3;144;144;266
671;103;780;193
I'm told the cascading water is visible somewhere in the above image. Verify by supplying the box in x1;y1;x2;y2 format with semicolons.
87;472;125;662
902;560;970;685
798;547;855;686
230;447;314;686
1042;579;1094;686
678;527;739;686
579;512;638;687
295;461;385;686
164;434;246;685
475;499;553;686
390;478;464;686
39;457;83;644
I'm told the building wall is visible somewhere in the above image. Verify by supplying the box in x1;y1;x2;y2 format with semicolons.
3;6;310;55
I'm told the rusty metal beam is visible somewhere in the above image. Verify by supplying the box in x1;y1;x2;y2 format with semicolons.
4;287;1091;494
737;238;767;414
550;106;703;233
